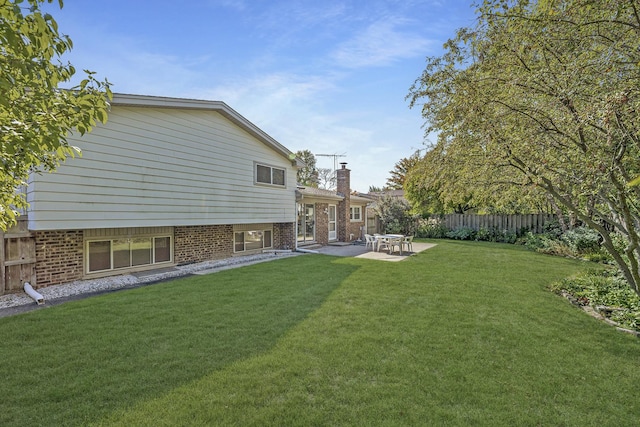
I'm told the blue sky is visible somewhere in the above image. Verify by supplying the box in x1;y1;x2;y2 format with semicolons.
44;0;477;192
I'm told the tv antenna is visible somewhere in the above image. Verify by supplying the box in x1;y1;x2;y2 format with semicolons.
316;153;346;172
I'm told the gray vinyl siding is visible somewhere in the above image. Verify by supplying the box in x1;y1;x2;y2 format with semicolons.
27;105;296;230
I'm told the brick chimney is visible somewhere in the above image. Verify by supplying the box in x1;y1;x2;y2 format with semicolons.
337;162;350;242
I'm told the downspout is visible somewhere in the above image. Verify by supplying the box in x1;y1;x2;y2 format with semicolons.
295;194;300;252
24;282;45;305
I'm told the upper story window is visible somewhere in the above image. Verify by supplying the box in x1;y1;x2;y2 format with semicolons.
256;163;286;187
350;206;362;221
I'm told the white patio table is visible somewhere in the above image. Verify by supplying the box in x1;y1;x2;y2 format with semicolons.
374;234;404;255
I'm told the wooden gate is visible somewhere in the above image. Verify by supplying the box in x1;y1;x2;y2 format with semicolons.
366;210;379;235
1;217;36;295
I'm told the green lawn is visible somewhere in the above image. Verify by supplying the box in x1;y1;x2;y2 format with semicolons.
1;240;639;426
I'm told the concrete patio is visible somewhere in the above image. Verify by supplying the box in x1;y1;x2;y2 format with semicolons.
312;241;437;262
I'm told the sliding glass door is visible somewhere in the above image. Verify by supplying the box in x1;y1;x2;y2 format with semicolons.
297;203;315;243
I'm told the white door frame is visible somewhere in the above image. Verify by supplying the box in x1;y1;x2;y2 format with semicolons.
328;204;337;241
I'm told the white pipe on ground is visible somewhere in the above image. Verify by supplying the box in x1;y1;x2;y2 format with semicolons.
296;248;319;254
24;282;45;305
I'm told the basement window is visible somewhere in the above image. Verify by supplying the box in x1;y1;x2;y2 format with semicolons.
87;236;172;273
234;229;273;253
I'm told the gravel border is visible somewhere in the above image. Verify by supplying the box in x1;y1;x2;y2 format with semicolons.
0;251;301;317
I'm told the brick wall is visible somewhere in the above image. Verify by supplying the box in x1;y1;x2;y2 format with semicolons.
174;224;233;264
34;230;84;288
314;203;329;245
337;164;351;242
31;222;293;289
348;219;365;241
273;222;295;250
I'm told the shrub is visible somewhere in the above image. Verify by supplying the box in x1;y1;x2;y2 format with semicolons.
561;226;601;253
520;232;575;257
475;227;495;242
416;219;449;238
582;251;613;264
543;219;566;239
520;226;607;260
475;227;518;244
374;196;419;235
550;269;640;332
446;227;476;240
500;229;518;244
519;231;544;249
538;238;576;257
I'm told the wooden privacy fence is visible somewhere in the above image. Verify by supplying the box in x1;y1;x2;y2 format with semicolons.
443;213;555;235
1;217;36;295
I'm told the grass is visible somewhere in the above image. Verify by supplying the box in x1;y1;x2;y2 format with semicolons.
1;240;639;426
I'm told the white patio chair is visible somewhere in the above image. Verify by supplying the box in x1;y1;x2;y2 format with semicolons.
387;236;403;255
402;235;414;252
364;234;376;250
376;236;389;252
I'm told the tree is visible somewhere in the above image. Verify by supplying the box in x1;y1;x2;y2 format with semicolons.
405;143;549;214
317;167;335;190
1;0;111;230
405;145;475;214
373;195;419;235
408;0;640;295
295;149;319;187
385;151;421;190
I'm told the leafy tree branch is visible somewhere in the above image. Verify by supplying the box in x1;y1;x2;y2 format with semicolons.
1;0;111;230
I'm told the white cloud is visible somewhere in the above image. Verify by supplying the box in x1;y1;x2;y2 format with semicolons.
201;72;337;112
258;2;348;32
207;0;247;11
57;31;208;98
331;18;432;68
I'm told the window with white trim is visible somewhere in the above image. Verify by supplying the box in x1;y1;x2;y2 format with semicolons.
234;229;273;253
350;206;362;221
256;163;286;187
87;236;172;273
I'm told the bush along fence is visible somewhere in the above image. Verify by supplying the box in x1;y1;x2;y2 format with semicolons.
416;213;558;243
443;213;555;235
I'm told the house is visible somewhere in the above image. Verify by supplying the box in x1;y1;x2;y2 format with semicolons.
14;93;303;291
296;163;371;246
